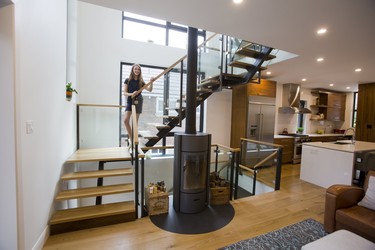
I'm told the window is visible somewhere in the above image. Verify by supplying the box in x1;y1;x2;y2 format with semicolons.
352;92;358;127
122;12;206;49
297;100;307;131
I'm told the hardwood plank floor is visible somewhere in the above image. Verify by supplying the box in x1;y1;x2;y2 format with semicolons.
43;164;326;250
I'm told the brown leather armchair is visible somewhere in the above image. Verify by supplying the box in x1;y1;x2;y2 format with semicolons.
324;170;375;242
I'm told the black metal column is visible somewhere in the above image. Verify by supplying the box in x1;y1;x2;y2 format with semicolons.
185;27;198;134
95;161;105;205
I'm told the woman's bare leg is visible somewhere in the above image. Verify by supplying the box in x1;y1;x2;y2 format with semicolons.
124;110;132;142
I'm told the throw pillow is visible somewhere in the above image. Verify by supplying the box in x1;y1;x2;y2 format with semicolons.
358;176;375;211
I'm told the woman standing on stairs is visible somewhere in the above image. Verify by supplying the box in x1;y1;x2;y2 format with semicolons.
123;64;154;147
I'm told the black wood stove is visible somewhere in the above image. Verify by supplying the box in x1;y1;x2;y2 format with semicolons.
173;27;211;213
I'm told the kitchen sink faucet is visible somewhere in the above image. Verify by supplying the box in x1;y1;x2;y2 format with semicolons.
344;127;356;144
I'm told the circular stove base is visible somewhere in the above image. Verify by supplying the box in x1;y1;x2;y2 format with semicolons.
149;196;235;234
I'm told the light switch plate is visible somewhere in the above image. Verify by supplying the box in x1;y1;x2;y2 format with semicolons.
26;120;33;134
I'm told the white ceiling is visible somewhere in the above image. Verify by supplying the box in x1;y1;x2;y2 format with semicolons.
81;0;375;92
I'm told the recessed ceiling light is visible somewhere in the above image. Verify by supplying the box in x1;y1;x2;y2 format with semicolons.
317;28;327;34
355;68;362;72
329;83;334;87
346;87;351;90
317;57;324;62
266;71;271;75
301;78;307;82
233;0;243;4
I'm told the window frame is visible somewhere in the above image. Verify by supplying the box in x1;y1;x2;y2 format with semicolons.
122;12;206;48
352;92;358;127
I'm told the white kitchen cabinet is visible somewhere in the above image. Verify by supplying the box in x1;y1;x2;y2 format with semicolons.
300;140;375;188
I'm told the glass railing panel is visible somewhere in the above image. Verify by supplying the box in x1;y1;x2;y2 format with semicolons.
237;139;282;198
78;105;124;148
143;153;175;195
198;34;222;81
209;146;234;182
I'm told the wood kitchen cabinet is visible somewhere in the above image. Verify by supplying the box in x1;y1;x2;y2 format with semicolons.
328;93;346;108
357;83;375;142
274;137;294;163
247;79;276;98
311;90;346;121
309;135;345;142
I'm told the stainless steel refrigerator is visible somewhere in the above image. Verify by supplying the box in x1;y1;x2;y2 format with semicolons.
246;96;276;144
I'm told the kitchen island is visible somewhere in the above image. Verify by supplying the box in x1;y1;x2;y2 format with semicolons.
300;140;375;188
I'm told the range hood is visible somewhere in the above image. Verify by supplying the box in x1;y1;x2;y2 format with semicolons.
279;83;312;114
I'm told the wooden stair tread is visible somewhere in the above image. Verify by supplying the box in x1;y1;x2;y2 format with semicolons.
236;48;276;60
50;201;135;225
61;168;133;180
229;61;267;71
197;88;213;94
147;123;171;130
55;183;134;200
66;147;136;163
139;130;159;139
165;107;185;111
156;125;170;130
199;78;220;88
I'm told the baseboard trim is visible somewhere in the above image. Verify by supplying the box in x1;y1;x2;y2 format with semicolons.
32;225;49;250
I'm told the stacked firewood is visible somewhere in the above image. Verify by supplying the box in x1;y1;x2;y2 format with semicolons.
209;172;228;188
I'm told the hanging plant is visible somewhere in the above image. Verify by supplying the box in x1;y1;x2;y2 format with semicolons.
66;82;78;101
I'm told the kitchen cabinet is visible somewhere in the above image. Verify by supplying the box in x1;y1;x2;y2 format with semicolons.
309;135;345;142
328;93;346;108
301;141;375;188
247;80;276;98
357;83;375;142
274;137;294;163
310;90;346;121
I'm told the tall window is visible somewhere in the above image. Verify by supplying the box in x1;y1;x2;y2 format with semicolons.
297;100;307;131
352;92;358;127
122;12;206;49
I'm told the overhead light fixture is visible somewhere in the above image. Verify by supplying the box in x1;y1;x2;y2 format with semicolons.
302;78;307;82
329;83;334;87
266;71;271;75
355;68;362;72
346;87;351;90
317;28;327;34
233;0;243;4
317;57;324;62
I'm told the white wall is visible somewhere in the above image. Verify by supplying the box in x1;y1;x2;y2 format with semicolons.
206;89;232;145
13;0;76;249
0;4;18;250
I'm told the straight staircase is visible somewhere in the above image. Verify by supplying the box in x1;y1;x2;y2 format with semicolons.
49;147;139;235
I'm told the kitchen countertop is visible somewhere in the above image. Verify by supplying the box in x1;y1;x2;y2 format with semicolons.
274;133;346;139
303;140;375;153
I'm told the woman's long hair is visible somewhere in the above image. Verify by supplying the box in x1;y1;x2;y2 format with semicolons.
128;64;145;88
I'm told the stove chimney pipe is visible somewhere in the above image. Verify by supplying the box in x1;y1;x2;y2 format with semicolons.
185;27;198;134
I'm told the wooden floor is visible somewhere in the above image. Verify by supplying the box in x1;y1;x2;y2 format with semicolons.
43;164;326;250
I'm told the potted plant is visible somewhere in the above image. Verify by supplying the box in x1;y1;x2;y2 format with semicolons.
297;127;304;134
66;82;78;101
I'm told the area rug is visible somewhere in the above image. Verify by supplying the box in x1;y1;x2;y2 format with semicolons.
219;218;327;250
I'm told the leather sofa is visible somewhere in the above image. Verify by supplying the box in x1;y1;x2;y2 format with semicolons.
324;170;375;242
